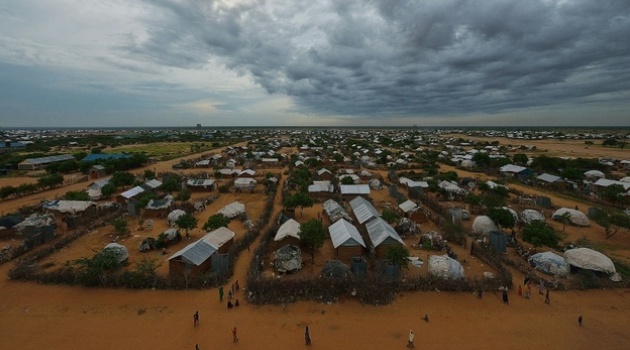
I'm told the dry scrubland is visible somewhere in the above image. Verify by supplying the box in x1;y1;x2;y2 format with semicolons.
1;138;630;349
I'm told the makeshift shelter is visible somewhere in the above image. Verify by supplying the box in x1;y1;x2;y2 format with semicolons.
43;200;97;217
320;260;352;279
584;170;605;181
102;243;129;263
274;244;303;273
89;165;107;179
349;196;380;224
168;227;235;276
365;217;405;257
428;255;465;280
14;213;57;236
368;178;383;190
564;248;616;274
186;178;215;191
528;252;570;276
234;177;257;191
552;208;590;227
340;184;371;197
167;209;186;227
323;199;352;223
217;201;246;219
472;216;499;235
273;219;301;249
328;219;366;261
144;195;174;218
521;209;545;224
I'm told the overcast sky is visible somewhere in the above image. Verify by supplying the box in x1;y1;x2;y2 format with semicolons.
1;0;629;127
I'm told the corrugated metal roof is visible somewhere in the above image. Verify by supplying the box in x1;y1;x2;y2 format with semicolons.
340;184;370;195
537;173;562;183
328;218;365;248
22;154;75;165
144;179;162;189
349;196;379;224
308;181;333;193
365;217;405;247
120;186;145;199
169;227;235;265
82;153;130;162
274;219;301;241
398;200;418;213
500;164;527;173
218;201;246;218
187;178;215;187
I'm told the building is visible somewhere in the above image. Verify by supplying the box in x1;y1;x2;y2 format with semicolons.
273;218;301;250
168;227;235;277
365;217;405;258
328;219;366;262
349;196;380;224
18;154;75;171
89;165;107;179
81;153;131;162
186;178;215;192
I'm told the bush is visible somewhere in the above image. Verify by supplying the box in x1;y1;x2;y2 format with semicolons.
522;222;559;248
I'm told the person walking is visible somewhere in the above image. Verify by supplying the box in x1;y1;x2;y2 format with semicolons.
235;280;240;291
193;310;199;326
407;330;415;348
219;286;224;302
502;289;509;305
195;344;200;350
545;289;550;304
305;326;311;345
578;315;583;327
232;326;238;343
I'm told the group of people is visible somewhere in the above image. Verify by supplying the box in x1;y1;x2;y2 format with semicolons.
517;277;551;304
221;280;241;309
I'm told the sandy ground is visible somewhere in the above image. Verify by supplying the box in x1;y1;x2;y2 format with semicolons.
2;142;630;349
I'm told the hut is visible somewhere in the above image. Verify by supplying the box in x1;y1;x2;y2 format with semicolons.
217;201;246;219
234;177;257;191
273;219;301;250
102;243;129;263
340;184;371;199
322;199;352;223
349;196;380;225
399;199;428;223
365;217;405;258
328;219;366;262
88;165;107;179
168;227;235;277
552;208;590;227
274;244;302;273
428;255;465;280
472;216;499;235
320;260;352;279
528;252;570;277
144;195;174;218
186;178;215;192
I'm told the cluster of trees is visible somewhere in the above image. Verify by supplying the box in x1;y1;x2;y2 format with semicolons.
0;173;65;200
529;155;607;181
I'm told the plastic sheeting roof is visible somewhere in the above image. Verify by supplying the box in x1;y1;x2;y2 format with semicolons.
43;200;96;213
521;209;545;224
323;199;352;223
472;216;499;235
365;217;405;247
552;208;590;227
349;196;380;224
120;186;145;199
328;218;366;248
398;200;418;213
103;243;128;263
564;248;615;274
217;201;246;218
428;255;465;280
308;181;334;193
21;154;74;165
274;219;301;241
528;251;569;276
340;184;370;195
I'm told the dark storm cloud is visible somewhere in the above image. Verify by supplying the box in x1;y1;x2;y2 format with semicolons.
133;0;630;118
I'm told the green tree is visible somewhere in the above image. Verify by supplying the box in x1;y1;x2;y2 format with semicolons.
73;248;125;287
513;153;529;165
160;174;182;193
299;218;326;263
557;212;572;232
381;207;401;224
16;183;38;196
472;153;491;168
591;209;630;239
481;194;506;208
487;208;516;230
65;190;90;201
176;213;198;236
602;184;628;206
284;192;314;211
203;214;230;231
143;169;156;180
37;173;64;189
175;189;192;203
386;245;410;269
340;176;355;185
111;171;136;188
0;186;17;200
113;218;129;235
522;222;560;248
101;182;117;198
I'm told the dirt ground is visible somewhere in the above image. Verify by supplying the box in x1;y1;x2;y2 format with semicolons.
2;142;630;349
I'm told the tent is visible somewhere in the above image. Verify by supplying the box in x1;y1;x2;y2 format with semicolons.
217;201;246;219
564;248;615;274
472;216;499;235
584;170;605;180
521;209;545;224
528;251;570;276
103;243;129;263
167;209;186;227
274;245;303;273
428;255;465;280
274;219;301;242
320;260;352;279
552;208;590;227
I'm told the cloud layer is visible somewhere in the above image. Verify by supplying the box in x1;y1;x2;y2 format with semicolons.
1;0;629;126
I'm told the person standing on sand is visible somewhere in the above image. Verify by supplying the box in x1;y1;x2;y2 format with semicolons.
305;326;311;345
545;289;550;304
502;289;509;305
219;286;224;302
232;326;238;342
195;344;200;350
578;315;583;327
407;330;415;348
194;310;199;326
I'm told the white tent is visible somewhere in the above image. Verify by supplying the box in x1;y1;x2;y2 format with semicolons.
472;216;499;235
564;248;615;274
428;255;465;280
167;209;186;227
103;243;128;263
217;201;246;219
528;251;570;276
552;208;590;227
274;219;301;242
521;209;545;224
584;170;605;180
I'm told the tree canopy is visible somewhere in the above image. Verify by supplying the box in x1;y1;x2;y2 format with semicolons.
487;207;516;230
386;245;410;269
521;222;560;248
176;213;198;234
203;214;230;231
284;191;314;209
299;218;326;263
